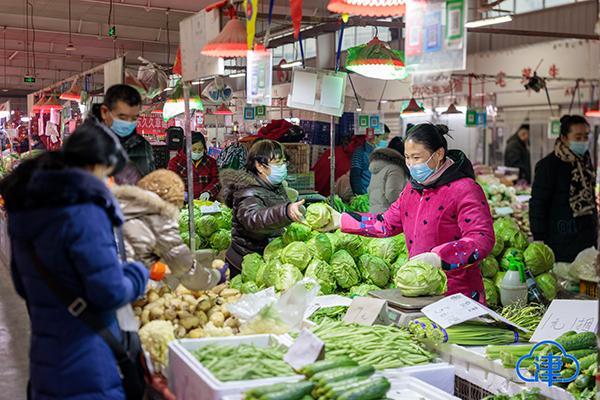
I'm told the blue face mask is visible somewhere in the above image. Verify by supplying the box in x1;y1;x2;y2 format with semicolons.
377;140;388;148
267;163;287;185
569;141;589;157
408;153;436;183
111;116;137;137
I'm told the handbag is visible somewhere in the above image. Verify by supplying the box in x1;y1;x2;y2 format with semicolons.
27;241;147;400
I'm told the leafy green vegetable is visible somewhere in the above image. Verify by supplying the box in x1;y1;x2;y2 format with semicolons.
259;259;283;288
483;278;499;307
335;231;364;258
535;272;558;301
241;281;261;294
283;222;312;245
392;234;408;259
500;247;524;271
209;229;231;251
494;271;506;288
229;274;243;290
304;259;337;295
274;263;303;291
181;230;204;250
305;203;332;229
481;256;499;278
493;217;520;243
307;233;334;263
330;250;361;289
215;206;232;230
491;235;505;258
241;253;265;283
367;237;401;265
394;260;447;297
263;237;285;262
357;254;390;288
349;283;380;297
280;242;312;271
524;242;555;276
349;194;370;212
332;195;348;213
197;215;219;238
508;230;528;251
179;204;202;232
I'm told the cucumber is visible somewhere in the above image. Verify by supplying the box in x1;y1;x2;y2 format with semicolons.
337;377;391;400
311;365;374;385
246;383;292;397
575;353;597;371
300;357;357;377
314;376;369;397
574;374;591;390
561;349;596;364
258;381;315;400
556;332;597;352
323;377;372;399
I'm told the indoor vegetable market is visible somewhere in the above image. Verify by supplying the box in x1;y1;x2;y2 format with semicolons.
0;1;598;400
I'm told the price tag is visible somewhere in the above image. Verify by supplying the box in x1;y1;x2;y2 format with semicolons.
343;297;389;326
284;328;324;370
199;202;221;214
530;300;598;343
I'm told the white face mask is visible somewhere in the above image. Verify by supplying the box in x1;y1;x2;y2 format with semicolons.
191;151;204;161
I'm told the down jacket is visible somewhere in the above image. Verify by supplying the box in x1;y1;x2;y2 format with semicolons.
113;185;220;290
220;169;292;272
5;168;148;400
368;147;408;213
342;150;495;302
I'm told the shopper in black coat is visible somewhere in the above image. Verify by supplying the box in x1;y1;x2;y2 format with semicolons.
529;115;597;262
504;124;531;183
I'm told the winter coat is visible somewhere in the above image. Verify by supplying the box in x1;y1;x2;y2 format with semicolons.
530;152;598;262
313;136;366;197
220;169;292;272
368;147;408;213
5;168;149;400
168;150;220;200
350;142;375;195
342;150;495;302
112;185;220;290
504;134;531;183
119;130;156;178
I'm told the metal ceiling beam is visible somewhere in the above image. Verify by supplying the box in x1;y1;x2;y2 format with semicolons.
80;0;199;14
467;27;600;40
235;11;339;24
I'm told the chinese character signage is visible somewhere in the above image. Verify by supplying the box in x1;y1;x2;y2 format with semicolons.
137;116;176;136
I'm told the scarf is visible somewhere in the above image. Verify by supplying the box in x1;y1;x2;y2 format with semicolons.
421;158;455;186
554;139;596;218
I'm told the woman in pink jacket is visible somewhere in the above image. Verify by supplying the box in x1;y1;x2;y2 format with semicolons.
325;124;495;303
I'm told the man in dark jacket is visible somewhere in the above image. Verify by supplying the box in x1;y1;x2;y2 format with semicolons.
98;84;155;180
504;124;531;183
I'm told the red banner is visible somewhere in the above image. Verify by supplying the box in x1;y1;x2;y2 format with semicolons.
137;116;176;136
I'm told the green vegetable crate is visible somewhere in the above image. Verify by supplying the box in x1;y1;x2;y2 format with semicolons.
167;335;303;400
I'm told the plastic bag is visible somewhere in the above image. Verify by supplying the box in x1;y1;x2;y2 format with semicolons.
227;278;320;335
569;247;599;283
137;57;168;99
553;262;579;293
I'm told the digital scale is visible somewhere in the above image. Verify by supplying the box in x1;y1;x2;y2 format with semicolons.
368;288;443;327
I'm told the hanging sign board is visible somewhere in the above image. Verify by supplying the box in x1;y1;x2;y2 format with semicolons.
405;0;467;74
255;105;266;117
243;106;255;120
103;57;124;92
530;300;598;343
246;49;273;106
179;10;223;81
354;113;385;135
287;67;347;117
548;117;561;139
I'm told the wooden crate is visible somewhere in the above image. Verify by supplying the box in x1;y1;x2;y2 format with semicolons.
283;143;310;174
579;280;598;298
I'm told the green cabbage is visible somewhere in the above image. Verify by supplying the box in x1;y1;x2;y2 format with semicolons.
258;259;283;288
508;230;528;251
500;247;524;271
241;281;261;294
483;278;499;307
181;231;204;250
349;194;370;212
263;237;285;262
392;234;408;259
494;271;506;288
335;232;364;258
535;272;558;301
305;203;332;229
197;215;219;238
357;254;390;288
209;229;231;251
179;204;202;233
349;283;380;297
283;222;312;245
215;206;232;230
391;253;409;278
280;242;312;271
394;260;447;297
330;250;360;289
304;259;336;295
480;256;499;278
491;235;505;258
367;237;402;265
307;233;333;263
274;263;303;291
241;253;265;283
325;232;339;250
493;217;520;243
524;242;555;276
229;275;243;290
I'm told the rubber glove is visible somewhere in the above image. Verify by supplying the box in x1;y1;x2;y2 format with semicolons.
410;252;442;268
317;205;342;232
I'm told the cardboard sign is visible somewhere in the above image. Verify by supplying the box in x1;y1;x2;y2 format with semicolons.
530;300;598;343
284;328;324;370
343;297;389;326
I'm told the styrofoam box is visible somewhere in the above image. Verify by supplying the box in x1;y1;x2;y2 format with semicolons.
378;362;456;395
168;335;303;400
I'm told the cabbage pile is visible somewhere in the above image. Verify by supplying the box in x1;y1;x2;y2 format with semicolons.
394;260;447;297
178;204;233;252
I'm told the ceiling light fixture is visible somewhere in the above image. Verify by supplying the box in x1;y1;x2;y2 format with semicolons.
280;60;303;69
60;79;82;101
213;103;234;115
442;103;463;114
162;80;203;122
402;97;425;114
346;36;408;80
32;95;46;112
66;0;76;51
328;0;406;17
229;72;246;78
42;94;63;111
201;18;247;58
465;15;512;28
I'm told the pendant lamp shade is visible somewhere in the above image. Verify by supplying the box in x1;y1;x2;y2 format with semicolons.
328;0;406;17
346;37;407;80
32;96;47;112
60;80;82;102
162;81;204;122
402;97;424;114
442;103;463;114
201;18;247;58
213;103;233;115
42;95;63;111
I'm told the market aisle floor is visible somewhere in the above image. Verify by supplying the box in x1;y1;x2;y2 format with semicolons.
0;259;29;400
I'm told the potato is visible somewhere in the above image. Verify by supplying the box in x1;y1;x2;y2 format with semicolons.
180;316;201;330
164;309;177;321
175;326;187;339
147;290;159;303
177;310;193;320
187;328;204;339
207;306;222;318
211;283;227;295
221;308;231;318
182;294;197;305
133;298;147;308
196;298;212;312
163;293;175;302
175;285;192;297
158;285;170;296
224;316;239;328
220;288;240;297
215;297;224;306
141;309;150;325
212;259;225;269
209;311;225;328
150;306;165;320
133;306;143;317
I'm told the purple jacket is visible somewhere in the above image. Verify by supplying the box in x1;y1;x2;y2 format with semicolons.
342;150;495;302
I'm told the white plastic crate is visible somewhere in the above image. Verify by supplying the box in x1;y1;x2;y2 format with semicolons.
167;335;302;400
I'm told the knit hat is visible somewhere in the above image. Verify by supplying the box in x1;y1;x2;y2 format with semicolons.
137;169;185;207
